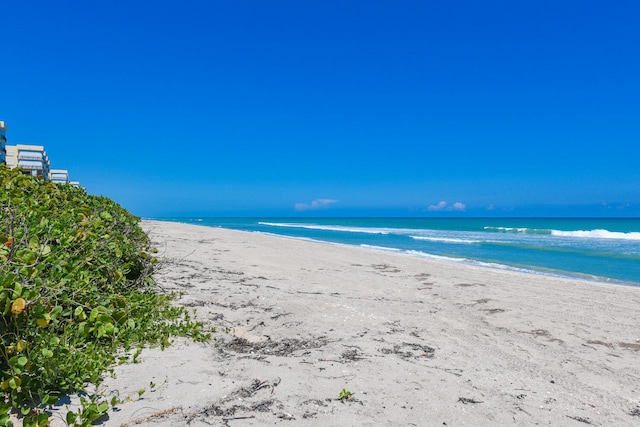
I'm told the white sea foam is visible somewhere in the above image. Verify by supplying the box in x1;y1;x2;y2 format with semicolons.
551;229;640;241
256;232;343;246
359;244;402;252
484;226;548;234
485;226;640;241
259;222;392;234
402;250;530;274
402;250;613;284
404;250;466;262
410;235;479;244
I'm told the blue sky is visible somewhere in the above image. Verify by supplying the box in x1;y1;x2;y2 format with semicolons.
2;0;639;217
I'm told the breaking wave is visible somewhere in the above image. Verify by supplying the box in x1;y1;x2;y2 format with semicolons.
258;222;391;234
550;229;640;240
410;236;480;244
485;226;640;241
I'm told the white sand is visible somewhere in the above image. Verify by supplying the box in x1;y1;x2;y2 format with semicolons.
52;220;640;426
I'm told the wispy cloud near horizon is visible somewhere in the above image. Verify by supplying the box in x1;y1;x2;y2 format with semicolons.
427;201;466;212
294;198;339;212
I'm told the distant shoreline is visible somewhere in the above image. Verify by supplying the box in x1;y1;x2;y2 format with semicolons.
150;216;640;287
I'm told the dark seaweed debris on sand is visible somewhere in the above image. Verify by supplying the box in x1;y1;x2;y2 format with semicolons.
458;397;483;404
379;342;435;359
220;336;328;357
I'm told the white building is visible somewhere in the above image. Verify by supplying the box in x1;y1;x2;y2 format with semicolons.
49;169;69;184
5;144;51;179
2;125;80;185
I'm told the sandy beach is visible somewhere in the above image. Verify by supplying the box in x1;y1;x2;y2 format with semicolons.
68;220;640;426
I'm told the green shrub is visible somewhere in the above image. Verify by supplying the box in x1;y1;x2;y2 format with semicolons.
0;166;208;426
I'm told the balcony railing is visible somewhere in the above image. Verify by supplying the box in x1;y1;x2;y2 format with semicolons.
18;152;44;161
18;160;44;170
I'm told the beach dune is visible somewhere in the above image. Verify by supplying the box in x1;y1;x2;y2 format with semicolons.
85;220;640;426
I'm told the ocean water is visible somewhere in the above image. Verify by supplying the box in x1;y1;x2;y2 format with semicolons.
156;217;640;287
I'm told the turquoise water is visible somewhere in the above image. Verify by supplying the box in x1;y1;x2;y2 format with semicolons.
156;217;640;286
